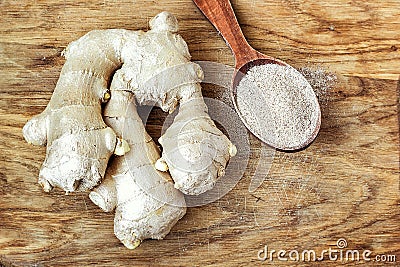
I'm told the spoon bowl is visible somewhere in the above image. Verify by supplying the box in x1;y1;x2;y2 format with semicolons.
193;0;321;150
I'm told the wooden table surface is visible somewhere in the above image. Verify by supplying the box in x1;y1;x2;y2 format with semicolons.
1;0;399;266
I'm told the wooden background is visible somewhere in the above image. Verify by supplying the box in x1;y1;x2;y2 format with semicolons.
1;0;399;266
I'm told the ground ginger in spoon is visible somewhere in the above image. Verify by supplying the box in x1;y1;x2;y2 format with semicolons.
235;64;320;150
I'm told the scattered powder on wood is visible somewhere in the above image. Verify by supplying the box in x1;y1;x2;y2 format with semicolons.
235;64;320;150
298;66;337;106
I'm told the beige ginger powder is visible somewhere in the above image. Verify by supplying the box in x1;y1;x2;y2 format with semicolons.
235;64;320;150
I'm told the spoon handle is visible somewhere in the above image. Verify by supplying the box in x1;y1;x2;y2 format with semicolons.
192;0;257;67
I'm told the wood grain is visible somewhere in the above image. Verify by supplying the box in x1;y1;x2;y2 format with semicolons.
1;0;399;266
192;0;269;69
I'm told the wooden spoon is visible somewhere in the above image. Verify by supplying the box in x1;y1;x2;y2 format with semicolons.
192;0;321;151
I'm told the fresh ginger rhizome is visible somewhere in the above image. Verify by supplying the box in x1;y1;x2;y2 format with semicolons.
23;12;236;249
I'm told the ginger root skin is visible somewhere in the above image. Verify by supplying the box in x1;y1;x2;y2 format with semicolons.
25;11;236;249
111;12;236;195
89;172;117;212
23;30;132;193
90;88;186;249
158;85;237;195
89;12;234;248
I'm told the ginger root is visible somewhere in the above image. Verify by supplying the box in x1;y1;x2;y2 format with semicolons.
158;85;237;195
24;12;236;249
90;82;186;249
103;12;237;195
23;30;131;192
